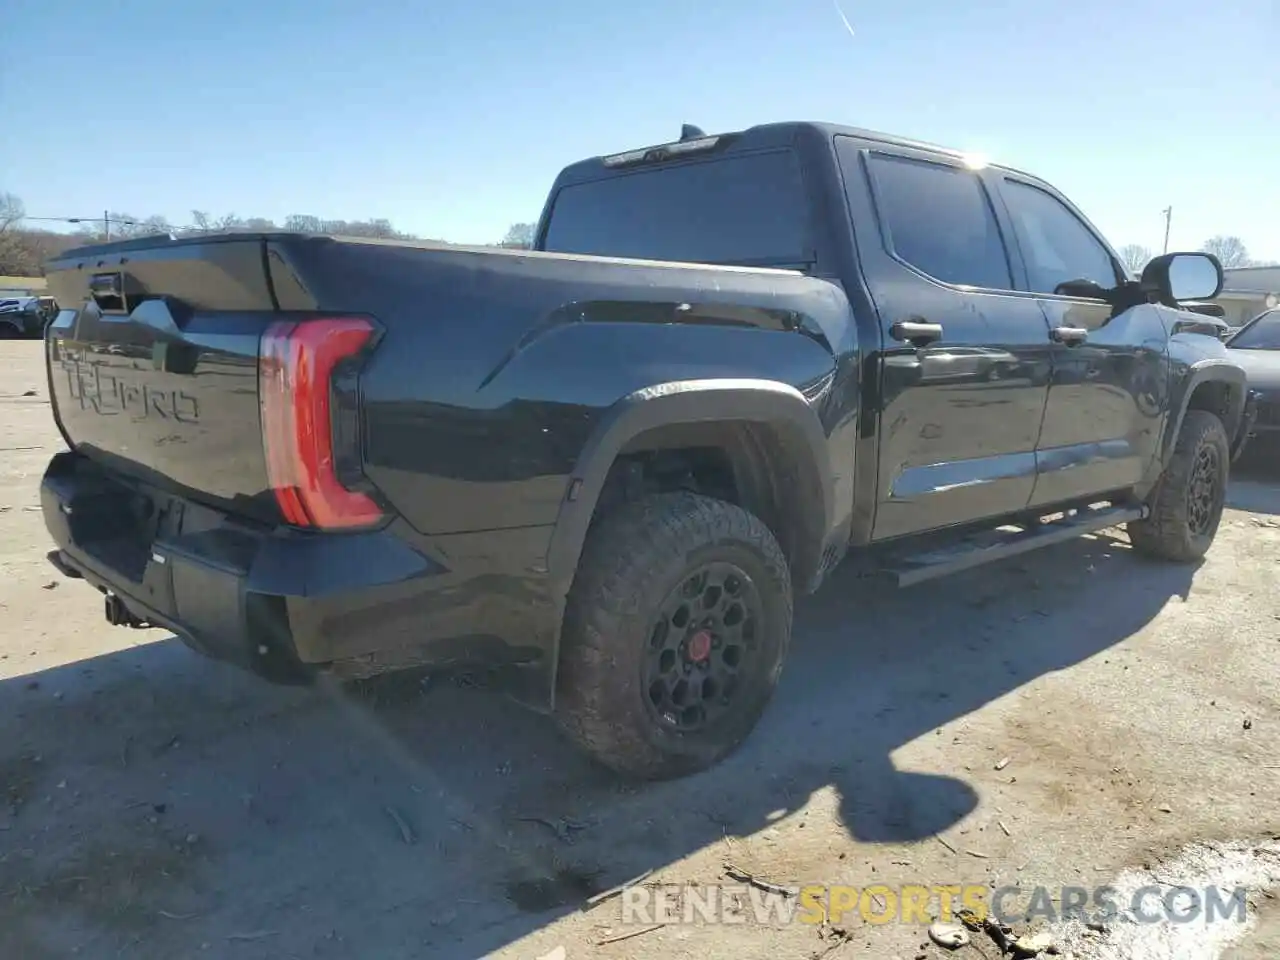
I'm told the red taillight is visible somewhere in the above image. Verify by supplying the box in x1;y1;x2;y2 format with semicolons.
259;317;384;530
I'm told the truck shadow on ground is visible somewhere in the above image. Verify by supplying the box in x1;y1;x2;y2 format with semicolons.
0;530;1201;959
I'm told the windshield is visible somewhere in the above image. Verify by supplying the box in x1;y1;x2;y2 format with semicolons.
1227;309;1280;350
540;150;812;267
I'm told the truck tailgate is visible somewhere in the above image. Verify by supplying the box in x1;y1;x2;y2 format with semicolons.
45;237;281;523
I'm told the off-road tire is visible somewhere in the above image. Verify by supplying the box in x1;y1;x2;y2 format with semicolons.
555;492;792;780
1128;409;1230;562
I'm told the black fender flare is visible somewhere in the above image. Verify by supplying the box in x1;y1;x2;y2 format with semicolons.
0;317;23;336
1159;360;1248;468
545;378;837;605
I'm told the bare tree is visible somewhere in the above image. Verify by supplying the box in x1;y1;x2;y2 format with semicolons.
499;222;536;249
68;212;173;242
1201;236;1253;269
0;192;24;232
1118;244;1153;275
273;214;410;239
0;194;78;276
0;192;28;274
125;215;175;238
323;218;398;239
284;214;325;233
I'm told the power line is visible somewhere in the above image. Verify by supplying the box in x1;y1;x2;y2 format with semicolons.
24;212;136;241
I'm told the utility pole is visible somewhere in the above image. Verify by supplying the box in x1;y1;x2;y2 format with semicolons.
104;210;110;242
1162;206;1172;255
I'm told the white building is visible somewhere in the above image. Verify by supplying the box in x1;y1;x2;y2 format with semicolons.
1215;266;1280;326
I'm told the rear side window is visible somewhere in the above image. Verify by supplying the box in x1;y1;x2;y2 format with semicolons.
541;150;811;267
867;154;1013;291
1000;179;1120;294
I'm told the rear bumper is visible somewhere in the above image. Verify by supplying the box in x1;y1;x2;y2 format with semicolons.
47;540;313;680
41;452;561;700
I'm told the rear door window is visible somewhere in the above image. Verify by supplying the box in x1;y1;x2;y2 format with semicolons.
865;153;1014;291
541;150;811;267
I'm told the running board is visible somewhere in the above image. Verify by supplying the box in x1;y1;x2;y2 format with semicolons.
887;503;1147;588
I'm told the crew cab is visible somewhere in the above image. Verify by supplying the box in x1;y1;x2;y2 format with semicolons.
40;121;1251;779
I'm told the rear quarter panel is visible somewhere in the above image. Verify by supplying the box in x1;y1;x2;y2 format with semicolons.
275;240;854;537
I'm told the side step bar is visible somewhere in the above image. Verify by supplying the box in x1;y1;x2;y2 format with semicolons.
887;503;1147;588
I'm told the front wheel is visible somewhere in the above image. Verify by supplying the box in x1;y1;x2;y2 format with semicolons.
555;492;793;780
1128;409;1230;562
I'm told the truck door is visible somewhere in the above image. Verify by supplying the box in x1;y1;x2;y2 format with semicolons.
993;175;1169;507
834;138;1054;540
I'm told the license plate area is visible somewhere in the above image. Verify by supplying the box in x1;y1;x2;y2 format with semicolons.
72;487;157;578
64;468;180;614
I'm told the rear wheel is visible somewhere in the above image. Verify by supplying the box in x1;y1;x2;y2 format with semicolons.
1128;409;1230;562
555;492;792;779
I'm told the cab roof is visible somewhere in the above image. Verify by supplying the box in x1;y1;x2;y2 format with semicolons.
552;120;1017;187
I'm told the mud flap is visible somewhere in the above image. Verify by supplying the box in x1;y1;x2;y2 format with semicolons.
1232;390;1260;463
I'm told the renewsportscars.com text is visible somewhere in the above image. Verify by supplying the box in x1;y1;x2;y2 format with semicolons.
619;882;1248;927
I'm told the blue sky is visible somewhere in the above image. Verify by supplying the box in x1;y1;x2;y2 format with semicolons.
3;0;1277;259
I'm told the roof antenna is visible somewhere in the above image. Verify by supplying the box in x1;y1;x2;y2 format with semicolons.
680;123;707;141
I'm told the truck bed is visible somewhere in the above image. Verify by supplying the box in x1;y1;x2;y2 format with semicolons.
44;232;849;534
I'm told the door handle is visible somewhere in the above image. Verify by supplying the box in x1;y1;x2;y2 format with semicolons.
1051;325;1089;346
891;319;944;347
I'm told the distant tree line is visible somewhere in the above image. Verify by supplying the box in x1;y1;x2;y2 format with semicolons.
1119;236;1276;276
0;191;460;276
0;193;454;276
0;188;547;277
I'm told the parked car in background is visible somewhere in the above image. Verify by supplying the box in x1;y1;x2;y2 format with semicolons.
0;295;58;338
1225;308;1280;457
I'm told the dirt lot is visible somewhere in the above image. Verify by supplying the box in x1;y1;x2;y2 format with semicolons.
2;339;1278;959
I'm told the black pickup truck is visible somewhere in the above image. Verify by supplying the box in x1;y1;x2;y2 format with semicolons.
40;121;1252;779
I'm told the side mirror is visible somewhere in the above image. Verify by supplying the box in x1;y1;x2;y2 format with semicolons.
1140;252;1224;304
1053;278;1109;299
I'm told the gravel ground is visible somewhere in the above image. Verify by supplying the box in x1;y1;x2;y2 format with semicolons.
1;339;1277;959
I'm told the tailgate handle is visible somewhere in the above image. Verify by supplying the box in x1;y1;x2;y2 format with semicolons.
89;272;122;296
89;272;126;312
